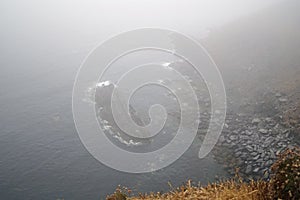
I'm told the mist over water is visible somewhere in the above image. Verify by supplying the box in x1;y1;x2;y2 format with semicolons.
1;0;299;199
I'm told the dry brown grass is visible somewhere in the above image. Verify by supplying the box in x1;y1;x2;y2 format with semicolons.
107;147;300;200
271;147;300;200
130;180;272;200
107;178;273;200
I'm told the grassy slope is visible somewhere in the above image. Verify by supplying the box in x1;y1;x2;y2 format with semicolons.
202;0;300;105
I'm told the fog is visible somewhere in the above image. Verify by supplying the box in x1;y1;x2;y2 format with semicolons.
1;0;281;58
1;0;300;199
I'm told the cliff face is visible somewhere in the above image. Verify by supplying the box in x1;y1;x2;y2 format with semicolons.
199;0;300;121
202;0;300;103
196;0;300;180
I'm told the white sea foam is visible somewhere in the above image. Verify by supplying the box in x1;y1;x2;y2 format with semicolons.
113;135;142;146
162;62;171;67
96;80;111;87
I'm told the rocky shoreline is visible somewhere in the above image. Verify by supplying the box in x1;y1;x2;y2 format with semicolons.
212;92;299;180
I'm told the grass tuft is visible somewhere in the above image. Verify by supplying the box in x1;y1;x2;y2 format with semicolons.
107;147;300;200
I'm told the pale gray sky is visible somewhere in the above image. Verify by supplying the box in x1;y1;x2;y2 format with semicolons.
1;0;282;35
0;0;282;56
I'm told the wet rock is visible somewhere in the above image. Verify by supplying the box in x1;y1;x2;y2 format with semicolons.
252;118;261;124
235;151;242;157
275;92;282;97
276;150;282;155
253;167;260;173
265;160;273;167
257;148;264;154
229;135;238;141
225;139;231;144
213;105;297;180
265;136;274;142
240;154;247;159
218;135;225;143
234;148;241;153
265;117;273;123
278;97;288;103
285;131;290;137
236;159;244;166
215;110;221;114
263;155;270;161
246;145;254;152
250;151;258;156
245;130;253;136
263;137;274;147
258;128;268;134
240;135;250;140
253;155;260;160
245;165;252;174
